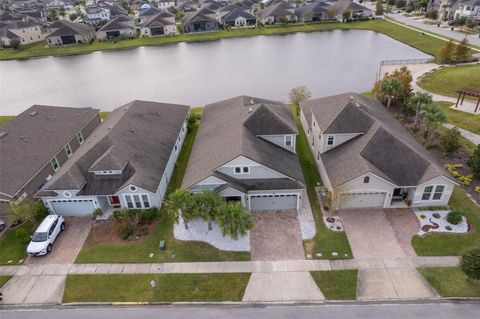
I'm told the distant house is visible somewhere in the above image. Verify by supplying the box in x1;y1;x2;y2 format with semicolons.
181;8;219;33
255;2;296;24
38;101;190;216
138;7;163;24
156;0;176;10
201;0;224;11
102;4;130;18
182;96;305;212
0;21;44;47
331;0;372;19
0;12;25;24
85;6;111;25
300;93;457;210
141;12;178;37
14;9;47;25
0;105;100;215
452;0;480;21
176;0;200;13
220;7;257;27
295;2;331;22
46;21;95;46
96;16;135;41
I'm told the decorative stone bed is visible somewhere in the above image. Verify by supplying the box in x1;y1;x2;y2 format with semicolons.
322;216;344;232
174;217;250;251
414;210;470;236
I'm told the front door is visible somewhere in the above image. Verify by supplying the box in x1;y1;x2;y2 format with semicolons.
109;196;121;207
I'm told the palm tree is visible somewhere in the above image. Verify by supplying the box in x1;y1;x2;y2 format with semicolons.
166;189;194;229
195;191;222;231
423;104;447;141
408;92;433;126
216;202;253;240
380;77;402;109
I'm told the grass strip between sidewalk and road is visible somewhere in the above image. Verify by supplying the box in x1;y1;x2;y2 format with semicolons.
291;105;353;259
0;223;34;265
75;108;250;263
0;19;471;61
310;270;358;300
412;187;480;256
418;267;480;297
0;275;12;288
62;273;251;303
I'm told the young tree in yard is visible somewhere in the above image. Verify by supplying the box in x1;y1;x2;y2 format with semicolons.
166;189;195;229
380;77;402;109
425;10;438;20
10;38;21;50
216;202;253;240
460;247;480;280
423;104;447;141
7;200;48;225
455;16;467;30
289;86;311;105
408;91;433;126
466;145;480;179
327;6;336;19
439;39;455;64
455;37;470;63
278;16;288;25
342;9;352;20
375;0;384;15
442;127;461;154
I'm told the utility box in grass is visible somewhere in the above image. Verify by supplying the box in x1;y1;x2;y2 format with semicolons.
159;240;166;250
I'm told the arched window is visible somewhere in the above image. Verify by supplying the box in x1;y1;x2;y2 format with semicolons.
363;176;370;184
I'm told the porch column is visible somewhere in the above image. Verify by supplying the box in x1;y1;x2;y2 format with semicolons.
455;92;461;108
476;97;480;113
460;92;466;105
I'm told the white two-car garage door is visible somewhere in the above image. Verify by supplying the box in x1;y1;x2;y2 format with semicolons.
250;194;298;211
338;192;386;210
49;199;96;216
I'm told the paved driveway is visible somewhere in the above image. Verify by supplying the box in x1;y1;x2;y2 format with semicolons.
26;217;92;265
339;209;419;258
250;211;305;261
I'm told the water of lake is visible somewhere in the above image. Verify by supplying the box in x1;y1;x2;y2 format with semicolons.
0;29;431;115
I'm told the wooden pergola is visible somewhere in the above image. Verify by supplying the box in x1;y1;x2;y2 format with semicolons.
455;87;480;113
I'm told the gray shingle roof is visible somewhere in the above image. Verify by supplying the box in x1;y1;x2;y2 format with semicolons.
295;2;330;17
324;102;374;134
0;105;99;198
256;2;294;18
142;13;175;27
182;96;304;189
243;104;297;136
303;93;455;188
98;16;133;32
42;101;189;195
48;21;94;37
223;7;257;21
181;8;217;24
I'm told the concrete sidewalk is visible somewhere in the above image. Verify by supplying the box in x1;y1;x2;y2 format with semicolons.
444;123;480;145
0;256;460;276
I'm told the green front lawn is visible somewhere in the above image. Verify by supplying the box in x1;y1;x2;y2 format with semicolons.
291;106;352;259
0;275;12;288
63;273;250;303
75;108;250;263
418;267;480;297
412;187;480;256
0;223;33;265
0;19;469;61
435;101;480;135
310;270;358;300
418;65;480;101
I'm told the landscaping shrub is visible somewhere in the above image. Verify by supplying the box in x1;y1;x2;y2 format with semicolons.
139;208;159;225
93;208;103;217
447;210;463;225
118;223;133;240
466;145;480;179
442;127;461;155
15;228;30;245
460;247;480;280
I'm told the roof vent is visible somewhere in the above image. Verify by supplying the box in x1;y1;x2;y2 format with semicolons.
130;128;135;133
0;132;7;139
29;111;38;116
107;125;113;130
349;95;355;102
250;98;254;105
248;106;253;113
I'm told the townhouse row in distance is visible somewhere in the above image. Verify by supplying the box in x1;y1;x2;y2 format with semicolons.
0;92;456;217
0;0;373;48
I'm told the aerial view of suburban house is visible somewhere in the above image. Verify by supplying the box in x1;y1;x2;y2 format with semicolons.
181;7;219;33
46;20;95;46
255;2;296;24
141;11;178;37
331;0;372;19
0;105;100;215
138;6;163;24
0;12;24;24
295;2;331;23
182;96;305;211
14;9;47;25
156;0;176;10
96;16;135;41
37;100;189;216
219;6;257;27
85;6;111;25
300;93;457;210
451;0;480;20
0;21;44;47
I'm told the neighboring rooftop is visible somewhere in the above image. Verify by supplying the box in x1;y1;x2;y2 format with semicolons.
0;105;99;198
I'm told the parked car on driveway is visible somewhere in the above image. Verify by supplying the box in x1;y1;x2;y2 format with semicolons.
27;215;65;257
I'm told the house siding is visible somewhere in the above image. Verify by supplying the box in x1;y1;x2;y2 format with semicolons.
259;134;296;153
216;156;286;180
411;175;455;207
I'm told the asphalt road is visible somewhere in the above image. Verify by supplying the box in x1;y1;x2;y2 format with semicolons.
1;302;480;319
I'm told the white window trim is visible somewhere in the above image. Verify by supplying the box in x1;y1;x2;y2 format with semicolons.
421;185;445;201
432;185;446;201
284;135;293;147
64;143;72;157
77;131;84;144
327;136;335;146
124;193;151;209
51;157;60;171
234;166;250;174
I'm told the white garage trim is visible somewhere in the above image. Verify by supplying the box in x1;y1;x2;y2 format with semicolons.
338;192;387;210
248;192;300;211
47;198;97;216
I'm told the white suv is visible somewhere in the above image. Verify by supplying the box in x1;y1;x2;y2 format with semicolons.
27;215;65;257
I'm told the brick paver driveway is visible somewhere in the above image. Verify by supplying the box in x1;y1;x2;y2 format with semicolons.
339;209;419;258
250;211;305;261
26;217;92;264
